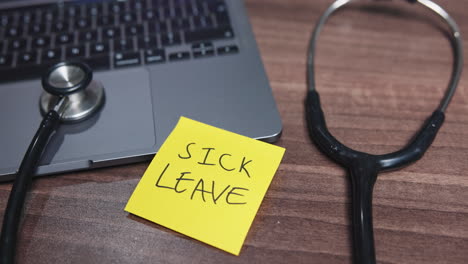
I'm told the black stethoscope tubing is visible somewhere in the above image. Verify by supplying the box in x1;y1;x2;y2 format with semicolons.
305;0;462;263
0;62;104;264
0;101;66;264
0;101;65;264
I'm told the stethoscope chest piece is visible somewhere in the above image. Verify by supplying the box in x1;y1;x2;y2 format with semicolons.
39;61;105;122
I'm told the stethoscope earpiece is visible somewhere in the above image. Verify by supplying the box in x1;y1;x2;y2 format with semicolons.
39;61;105;122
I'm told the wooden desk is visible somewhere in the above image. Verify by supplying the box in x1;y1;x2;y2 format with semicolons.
1;0;467;263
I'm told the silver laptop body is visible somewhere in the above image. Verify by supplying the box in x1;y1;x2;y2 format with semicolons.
0;0;282;181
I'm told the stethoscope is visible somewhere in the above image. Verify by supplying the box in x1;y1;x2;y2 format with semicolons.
306;0;462;263
0;61;105;264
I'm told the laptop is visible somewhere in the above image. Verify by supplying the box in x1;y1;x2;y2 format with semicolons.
0;0;282;181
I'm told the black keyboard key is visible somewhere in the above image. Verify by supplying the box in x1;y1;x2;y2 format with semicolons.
162;7;181;19
187;2;203;17
192;42;215;58
83;55;110;71
131;0;146;10
9;38;27;51
209;2;231;26
144;49;165;64
1;14;10;26
114;38;134;51
217;45;239;55
148;21;168;34
192;42;214;51
161;32;181;46
43;9;57;22
21;12;33;24
66;45;86;59
114;51;141;68
137;35;157;49
0;54;12;67
184;26;234;43
42;48;62;62
87;4;103;16
215;12;231;26
75;17;90;29
90;42;109;55
193;16;213;29
173;7;183;17
102;27;120;39
153;0;170;8
125;24;144;36
56;33;74;45
65;5;80;17
169;51;190;61
142;9;158;21
32;4;57;14
29;24;46;35
208;1;229;14
32;36;50;48
193;49;215;58
79;30;98;42
6;27;22;38
52;21;69;33
17;51;37;65
98;16;116;27
161;7;171;18
170;18;190;31
110;2;126;14
120;12;136;24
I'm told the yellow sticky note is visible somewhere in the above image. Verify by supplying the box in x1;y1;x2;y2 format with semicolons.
125;117;285;255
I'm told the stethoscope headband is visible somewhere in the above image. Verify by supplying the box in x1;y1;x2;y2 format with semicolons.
306;0;462;172
307;0;462;112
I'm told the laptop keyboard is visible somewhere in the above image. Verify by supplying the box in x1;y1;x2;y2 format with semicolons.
0;0;239;83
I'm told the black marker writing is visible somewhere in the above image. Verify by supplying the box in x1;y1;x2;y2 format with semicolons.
191;179;209;202
155;163;176;191
174;172;194;193
198;147;216;166
219;153;235;171
211;181;231;204
178;142;196;159
239;157;252;178
226;187;249;205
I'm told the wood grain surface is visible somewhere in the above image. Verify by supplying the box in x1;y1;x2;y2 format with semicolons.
1;0;467;263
